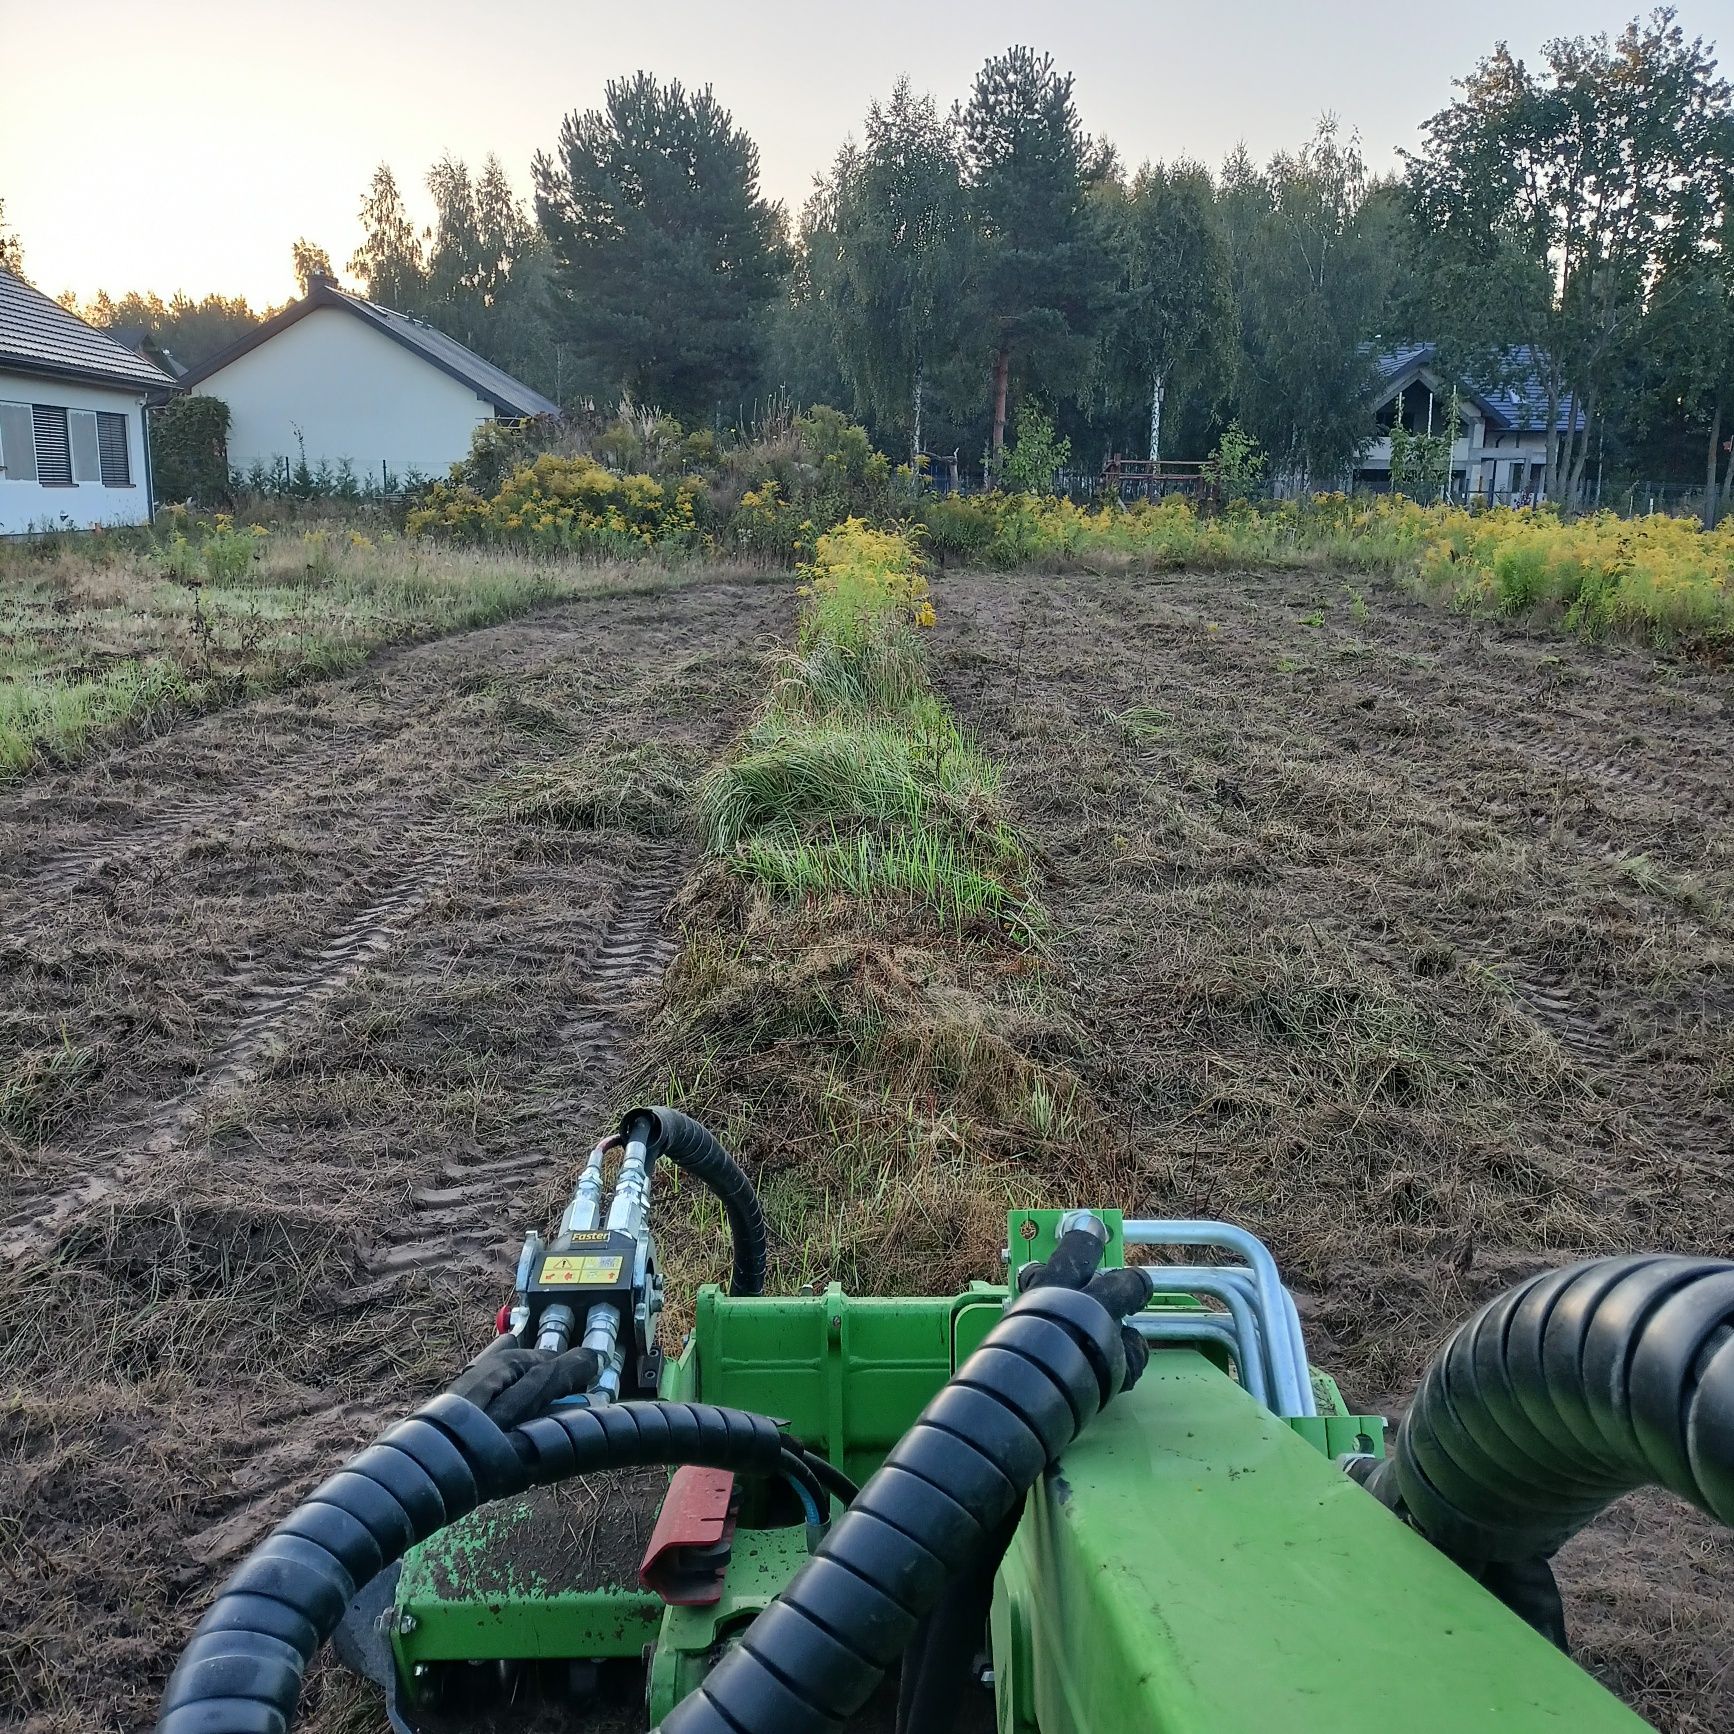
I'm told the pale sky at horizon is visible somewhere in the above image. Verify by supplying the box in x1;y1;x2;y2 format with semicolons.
3;0;1724;309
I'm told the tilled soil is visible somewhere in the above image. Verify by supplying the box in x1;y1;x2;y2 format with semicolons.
932;565;1733;1733
6;560;1732;1734
0;578;788;1734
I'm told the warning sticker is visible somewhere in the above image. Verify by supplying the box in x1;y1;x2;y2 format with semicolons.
539;1255;625;1286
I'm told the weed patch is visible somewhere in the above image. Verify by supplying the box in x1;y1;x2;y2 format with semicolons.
637;523;1116;1307
699;521;1032;934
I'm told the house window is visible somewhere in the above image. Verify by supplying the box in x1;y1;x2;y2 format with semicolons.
31;405;73;486
69;410;102;484
0;400;35;482
96;411;132;485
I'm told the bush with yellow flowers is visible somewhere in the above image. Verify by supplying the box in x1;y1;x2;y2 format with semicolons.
1412;505;1734;646
915;489;1731;649
799;520;936;643
406;454;707;557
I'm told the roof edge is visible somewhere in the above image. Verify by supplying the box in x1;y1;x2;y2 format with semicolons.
180;281;550;417
0;351;178;395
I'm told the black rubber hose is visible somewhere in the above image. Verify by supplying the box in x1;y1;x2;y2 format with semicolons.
899;1232;1110;1734
894;1503;1021;1734
628;1106;769;1297
1356;1254;1734;1566
657;1271;1155;1734
779;1448;830;1520
1017;1224;1108;1293
797;1449;861;1510
156;1400;789;1734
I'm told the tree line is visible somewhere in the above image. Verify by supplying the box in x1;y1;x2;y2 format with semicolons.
19;7;1734;510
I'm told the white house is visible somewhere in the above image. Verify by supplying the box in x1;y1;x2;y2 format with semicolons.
1355;344;1585;503
180;277;559;486
0;270;177;534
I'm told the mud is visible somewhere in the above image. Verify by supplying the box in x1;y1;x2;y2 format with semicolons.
932;565;1733;1733
0;579;787;1734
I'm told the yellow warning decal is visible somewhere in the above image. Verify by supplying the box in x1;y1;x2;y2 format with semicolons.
539;1255;624;1285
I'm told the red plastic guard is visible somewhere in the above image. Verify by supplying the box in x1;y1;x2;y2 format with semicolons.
639;1465;738;1605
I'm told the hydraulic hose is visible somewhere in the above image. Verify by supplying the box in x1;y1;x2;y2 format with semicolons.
657;1265;1156;1734
628;1106;768;1297
156;1399;788;1734
1356;1254;1734;1567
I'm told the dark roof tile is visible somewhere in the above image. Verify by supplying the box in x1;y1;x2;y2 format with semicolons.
1372;341;1584;433
0;270;179;392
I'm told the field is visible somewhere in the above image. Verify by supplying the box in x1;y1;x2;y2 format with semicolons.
3;549;1732;1733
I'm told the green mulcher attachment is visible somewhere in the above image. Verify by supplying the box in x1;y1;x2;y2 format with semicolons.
159;1112;1734;1734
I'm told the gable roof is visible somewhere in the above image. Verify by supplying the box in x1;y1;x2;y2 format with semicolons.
1372;342;1584;434
0;270;179;394
180;279;560;419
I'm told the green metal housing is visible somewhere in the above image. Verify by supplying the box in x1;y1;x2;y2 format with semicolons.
391;1211;1654;1731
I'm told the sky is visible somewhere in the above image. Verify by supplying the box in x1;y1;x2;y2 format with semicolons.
1;0;1720;309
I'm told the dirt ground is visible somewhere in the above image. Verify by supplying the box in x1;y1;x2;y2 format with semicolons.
932;565;1733;1732
0;576;789;1734
3;560;1731;1734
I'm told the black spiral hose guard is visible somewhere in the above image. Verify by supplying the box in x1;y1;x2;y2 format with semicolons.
631;1106;769;1297
656;1277;1145;1733
1357;1254;1734;1565
156;1401;788;1734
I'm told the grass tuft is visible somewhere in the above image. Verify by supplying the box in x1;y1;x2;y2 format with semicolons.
481;741;699;838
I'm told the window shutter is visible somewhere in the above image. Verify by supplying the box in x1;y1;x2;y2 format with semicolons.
0;401;35;481
31;405;72;486
96;411;132;486
69;410;102;484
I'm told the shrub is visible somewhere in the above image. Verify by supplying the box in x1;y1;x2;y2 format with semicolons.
1001;404;1071;497
407;454;705;555
1208;420;1268;506
151;396;232;506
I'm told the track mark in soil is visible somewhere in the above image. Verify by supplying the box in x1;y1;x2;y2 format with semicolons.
1488;728;1734;821
0;721;431;948
182;1398;384;1567
182;846;692;1570
356;845;688;1289
1505;969;1621;1068
0;847;461;1263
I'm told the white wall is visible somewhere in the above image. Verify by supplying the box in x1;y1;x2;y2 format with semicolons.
194;307;494;482
0;371;152;534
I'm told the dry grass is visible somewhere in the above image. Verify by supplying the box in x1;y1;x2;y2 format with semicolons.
931;563;1734;1728
0;579;788;1734
479;739;701;838
0;527;771;778
635;868;1120;1317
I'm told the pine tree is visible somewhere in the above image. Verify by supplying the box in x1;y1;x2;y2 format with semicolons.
533;74;786;418
955;48;1112;462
